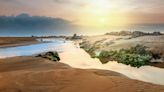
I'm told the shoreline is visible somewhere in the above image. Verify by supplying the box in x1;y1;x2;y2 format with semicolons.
0;37;40;48
0;41;40;48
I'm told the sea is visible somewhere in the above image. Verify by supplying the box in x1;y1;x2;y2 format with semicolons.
0;24;163;36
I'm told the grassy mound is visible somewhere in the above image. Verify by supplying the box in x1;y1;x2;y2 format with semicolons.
98;45;152;68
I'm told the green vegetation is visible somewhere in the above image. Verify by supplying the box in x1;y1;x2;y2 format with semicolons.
80;41;97;57
37;51;60;61
80;41;153;67
98;45;152;68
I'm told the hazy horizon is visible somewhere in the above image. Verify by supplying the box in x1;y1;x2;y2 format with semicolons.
0;0;164;36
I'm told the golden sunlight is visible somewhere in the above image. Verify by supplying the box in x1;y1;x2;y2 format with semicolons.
76;0;129;28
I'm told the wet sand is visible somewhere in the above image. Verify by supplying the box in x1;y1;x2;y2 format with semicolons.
0;37;39;48
0;56;163;92
150;62;164;68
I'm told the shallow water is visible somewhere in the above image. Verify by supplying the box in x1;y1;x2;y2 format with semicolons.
0;38;164;85
0;38;65;58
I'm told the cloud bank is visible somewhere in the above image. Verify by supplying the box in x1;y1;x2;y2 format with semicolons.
0;13;76;36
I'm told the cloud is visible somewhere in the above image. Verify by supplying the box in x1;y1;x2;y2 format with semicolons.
0;13;77;36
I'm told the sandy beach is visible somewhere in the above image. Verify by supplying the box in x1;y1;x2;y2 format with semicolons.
0;37;164;92
0;37;39;48
0;56;164;92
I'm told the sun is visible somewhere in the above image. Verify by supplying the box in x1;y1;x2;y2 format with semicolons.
77;0;110;27
99;17;109;27
100;18;106;24
76;0;129;28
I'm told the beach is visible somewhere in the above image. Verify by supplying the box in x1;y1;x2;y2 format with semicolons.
0;37;164;92
0;37;39;48
0;56;164;92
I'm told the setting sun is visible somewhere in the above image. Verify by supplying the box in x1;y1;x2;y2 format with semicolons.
74;0;130;28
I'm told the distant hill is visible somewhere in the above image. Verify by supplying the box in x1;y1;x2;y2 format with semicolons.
105;31;162;38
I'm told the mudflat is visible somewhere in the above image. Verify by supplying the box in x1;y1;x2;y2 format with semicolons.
0;56;163;92
0;37;38;48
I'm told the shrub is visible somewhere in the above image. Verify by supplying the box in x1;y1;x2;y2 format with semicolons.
37;51;60;61
98;45;152;68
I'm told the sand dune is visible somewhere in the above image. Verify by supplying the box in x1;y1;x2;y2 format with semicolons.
83;35;164;55
0;56;163;92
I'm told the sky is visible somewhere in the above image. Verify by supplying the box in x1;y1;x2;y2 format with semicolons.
0;0;164;29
